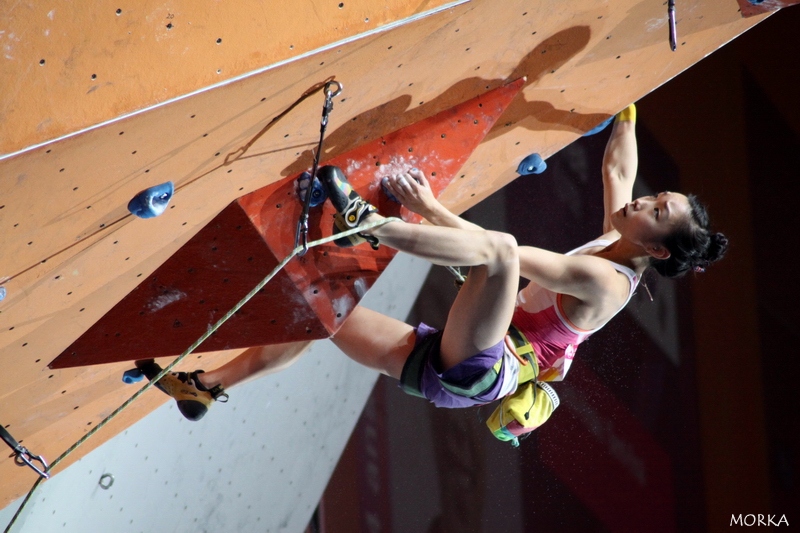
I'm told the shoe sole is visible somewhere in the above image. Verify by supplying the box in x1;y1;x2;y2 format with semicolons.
135;359;211;421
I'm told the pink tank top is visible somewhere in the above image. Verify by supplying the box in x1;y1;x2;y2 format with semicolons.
511;240;639;381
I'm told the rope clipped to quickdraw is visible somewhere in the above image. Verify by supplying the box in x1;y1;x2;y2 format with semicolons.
2;216;399;533
1;426;49;480
294;80;343;256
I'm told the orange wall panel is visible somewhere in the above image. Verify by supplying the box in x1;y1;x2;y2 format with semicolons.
0;0;458;154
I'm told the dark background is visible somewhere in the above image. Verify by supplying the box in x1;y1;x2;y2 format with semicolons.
319;7;800;533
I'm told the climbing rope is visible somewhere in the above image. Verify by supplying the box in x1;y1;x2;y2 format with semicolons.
2;216;400;533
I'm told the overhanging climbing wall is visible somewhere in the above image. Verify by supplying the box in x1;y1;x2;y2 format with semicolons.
0;0;779;513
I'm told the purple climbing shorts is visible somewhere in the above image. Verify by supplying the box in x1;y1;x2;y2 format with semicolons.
399;323;507;409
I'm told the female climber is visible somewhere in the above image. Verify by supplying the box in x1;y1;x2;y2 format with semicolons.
151;104;728;432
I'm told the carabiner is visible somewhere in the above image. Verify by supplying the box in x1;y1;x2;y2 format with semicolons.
298;218;310;256
14;449;50;479
319;81;342;129
324;80;343;100
2;425;50;479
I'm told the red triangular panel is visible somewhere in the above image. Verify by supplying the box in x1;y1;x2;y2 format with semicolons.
49;78;524;368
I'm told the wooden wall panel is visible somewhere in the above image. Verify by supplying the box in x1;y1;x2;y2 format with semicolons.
0;0;457;154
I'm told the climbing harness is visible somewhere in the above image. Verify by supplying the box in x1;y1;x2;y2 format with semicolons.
418;265;562;448
2;215;398;533
1;425;49;479
486;325;561;447
295;80;344;256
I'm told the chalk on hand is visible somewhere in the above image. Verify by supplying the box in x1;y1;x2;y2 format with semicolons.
381;177;399;203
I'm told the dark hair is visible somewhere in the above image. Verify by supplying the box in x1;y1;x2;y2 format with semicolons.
651;194;728;278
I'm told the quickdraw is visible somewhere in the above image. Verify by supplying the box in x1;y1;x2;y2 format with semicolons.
1;425;49;479
668;0;677;51
294;80;344;256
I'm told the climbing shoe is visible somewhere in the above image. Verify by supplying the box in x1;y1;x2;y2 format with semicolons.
317;165;380;249
135;360;229;422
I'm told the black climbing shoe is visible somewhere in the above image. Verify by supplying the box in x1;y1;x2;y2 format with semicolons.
317;165;380;249
136;360;229;422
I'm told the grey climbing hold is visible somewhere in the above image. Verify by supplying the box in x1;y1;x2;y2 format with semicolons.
127;181;174;219
516;153;547;176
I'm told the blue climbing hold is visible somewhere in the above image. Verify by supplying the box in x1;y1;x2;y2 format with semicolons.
583;116;614;137
297;171;327;207
516;153;547;176
0;286;6;302
127;181;174;219
122;368;145;384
